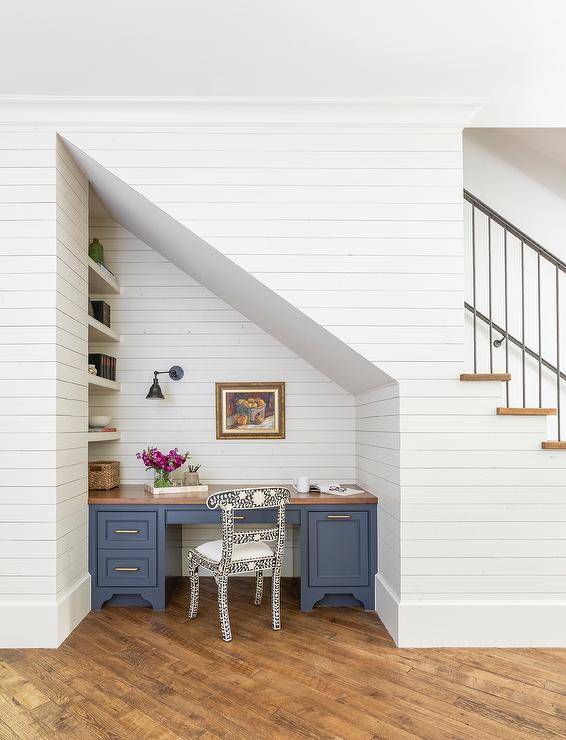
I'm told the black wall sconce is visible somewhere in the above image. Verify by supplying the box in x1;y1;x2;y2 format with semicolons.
146;366;184;399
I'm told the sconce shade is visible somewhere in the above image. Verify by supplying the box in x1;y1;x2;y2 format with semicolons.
145;366;184;399
146;377;165;400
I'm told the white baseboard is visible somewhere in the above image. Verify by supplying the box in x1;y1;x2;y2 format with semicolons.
56;573;91;646
397;598;566;648
0;573;91;649
375;574;399;644
375;572;566;648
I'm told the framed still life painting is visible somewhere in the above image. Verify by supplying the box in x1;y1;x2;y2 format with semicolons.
215;382;285;439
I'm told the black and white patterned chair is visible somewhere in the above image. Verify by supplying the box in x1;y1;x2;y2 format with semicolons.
187;487;291;641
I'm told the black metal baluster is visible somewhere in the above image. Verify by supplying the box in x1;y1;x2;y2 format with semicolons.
538;252;542;408
556;266;561;441
504;229;509;406
464;190;566;422
488;217;493;373
471;205;477;373
521;241;526;407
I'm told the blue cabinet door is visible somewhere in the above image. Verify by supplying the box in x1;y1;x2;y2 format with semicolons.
308;511;369;587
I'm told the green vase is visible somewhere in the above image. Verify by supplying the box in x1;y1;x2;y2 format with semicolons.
89;238;105;265
154;470;173;488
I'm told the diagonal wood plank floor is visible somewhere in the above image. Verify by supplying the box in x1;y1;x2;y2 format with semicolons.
1;578;566;739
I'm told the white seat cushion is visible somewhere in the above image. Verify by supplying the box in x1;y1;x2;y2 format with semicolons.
196;539;274;563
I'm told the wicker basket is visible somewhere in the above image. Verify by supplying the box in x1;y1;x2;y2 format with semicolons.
89;460;120;490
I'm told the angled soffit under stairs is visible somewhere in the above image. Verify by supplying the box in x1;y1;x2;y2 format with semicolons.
64;138;393;395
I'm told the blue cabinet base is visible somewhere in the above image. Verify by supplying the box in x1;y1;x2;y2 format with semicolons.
89;503;377;613
93;592;161;610
301;589;373;611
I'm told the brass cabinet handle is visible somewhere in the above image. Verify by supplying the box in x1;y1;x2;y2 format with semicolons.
326;514;352;520
234;515;246;521
114;529;140;534
113;567;140;572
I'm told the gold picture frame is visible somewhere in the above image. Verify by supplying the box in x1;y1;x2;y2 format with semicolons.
215;382;285;440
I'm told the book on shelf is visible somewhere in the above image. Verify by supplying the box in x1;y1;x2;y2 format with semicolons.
89;427;117;433
88;353;117;381
91;300;111;327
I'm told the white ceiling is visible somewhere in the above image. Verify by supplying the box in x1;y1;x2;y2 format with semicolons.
1;0;566;124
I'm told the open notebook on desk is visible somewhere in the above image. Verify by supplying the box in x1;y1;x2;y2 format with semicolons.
309;482;361;497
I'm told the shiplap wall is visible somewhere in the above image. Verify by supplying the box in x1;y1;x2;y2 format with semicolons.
64;128;465;382
55;139;90;630
356;377;566;646
5;106;564;647
71;124;566;645
392;377;566;646
0;134;90;647
88;218;355;573
355;385;401;641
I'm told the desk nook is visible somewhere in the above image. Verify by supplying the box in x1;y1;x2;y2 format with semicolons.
88;484;378;614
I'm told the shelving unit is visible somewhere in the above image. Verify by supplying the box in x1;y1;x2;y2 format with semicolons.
87;250;121;444
88;431;121;443
88;315;120;343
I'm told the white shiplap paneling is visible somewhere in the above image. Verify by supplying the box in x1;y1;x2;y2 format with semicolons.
65;127;464;382
88;218;355;570
4;106;564;647
0;134;90;647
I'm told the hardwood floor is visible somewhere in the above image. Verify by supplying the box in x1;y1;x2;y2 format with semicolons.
1;579;566;739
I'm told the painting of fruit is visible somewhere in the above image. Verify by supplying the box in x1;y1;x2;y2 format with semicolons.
215;382;285;439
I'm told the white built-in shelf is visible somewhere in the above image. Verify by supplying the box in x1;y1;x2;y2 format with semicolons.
88;431;121;443
88;315;120;343
88;374;121;392
88;257;120;295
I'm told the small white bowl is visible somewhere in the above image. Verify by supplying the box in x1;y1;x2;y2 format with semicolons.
89;415;111;427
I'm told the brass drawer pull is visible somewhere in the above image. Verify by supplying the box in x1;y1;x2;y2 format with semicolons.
234;515;246;521
113;567;140;572
114;529;140;534
326;514;352;520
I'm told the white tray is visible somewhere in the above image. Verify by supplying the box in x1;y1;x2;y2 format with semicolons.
144;483;209;495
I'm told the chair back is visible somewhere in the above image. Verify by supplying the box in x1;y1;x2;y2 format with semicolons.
206;487;291;572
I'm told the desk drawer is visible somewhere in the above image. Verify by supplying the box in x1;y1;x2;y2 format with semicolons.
308;511;369;587
166;508;300;525
97;512;156;549
97;549;156;587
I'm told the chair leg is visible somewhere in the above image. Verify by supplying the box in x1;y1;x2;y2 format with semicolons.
254;570;264;605
188;557;199;619
271;565;282;631
215;574;232;642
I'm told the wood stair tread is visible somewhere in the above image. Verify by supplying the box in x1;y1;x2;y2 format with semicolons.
460;373;511;381
496;407;557;416
541;441;566;449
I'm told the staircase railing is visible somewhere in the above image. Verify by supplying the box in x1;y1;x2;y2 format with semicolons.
464;189;566;440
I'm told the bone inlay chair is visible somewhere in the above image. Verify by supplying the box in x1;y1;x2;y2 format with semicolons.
187;487;291;641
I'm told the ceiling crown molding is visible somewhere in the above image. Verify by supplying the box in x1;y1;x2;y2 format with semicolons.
0;96;486;127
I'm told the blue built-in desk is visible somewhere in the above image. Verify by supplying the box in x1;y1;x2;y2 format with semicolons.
88;484;378;612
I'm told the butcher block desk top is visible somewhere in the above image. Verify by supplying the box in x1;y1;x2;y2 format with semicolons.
88;483;377;506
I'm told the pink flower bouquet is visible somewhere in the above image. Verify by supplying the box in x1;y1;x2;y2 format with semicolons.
136;446;189;488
